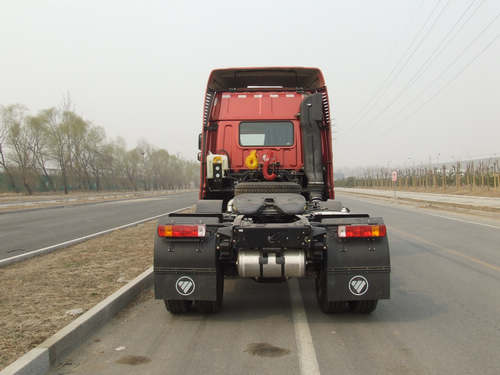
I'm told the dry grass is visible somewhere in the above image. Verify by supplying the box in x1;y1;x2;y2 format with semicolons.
0;221;156;370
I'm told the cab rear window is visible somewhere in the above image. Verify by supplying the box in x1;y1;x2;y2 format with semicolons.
239;121;294;146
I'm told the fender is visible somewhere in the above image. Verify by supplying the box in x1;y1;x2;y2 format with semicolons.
154;215;221;301
321;217;390;301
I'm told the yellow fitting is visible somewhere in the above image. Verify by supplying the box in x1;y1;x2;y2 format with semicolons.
245;150;259;170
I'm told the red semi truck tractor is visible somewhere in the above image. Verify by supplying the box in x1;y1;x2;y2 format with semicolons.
154;67;390;314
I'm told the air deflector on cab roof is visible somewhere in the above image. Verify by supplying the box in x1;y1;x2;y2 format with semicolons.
207;67;325;91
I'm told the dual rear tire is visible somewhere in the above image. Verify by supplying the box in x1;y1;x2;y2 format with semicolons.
164;300;192;314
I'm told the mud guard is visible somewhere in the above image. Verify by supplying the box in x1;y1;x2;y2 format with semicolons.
154;214;221;301
321;217;390;301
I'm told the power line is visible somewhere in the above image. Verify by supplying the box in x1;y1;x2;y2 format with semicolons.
349;0;482;133
381;29;500;136
341;0;443;133
399;0;484;95
380;8;500;134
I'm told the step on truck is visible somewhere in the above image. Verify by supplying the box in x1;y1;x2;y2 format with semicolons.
154;67;390;314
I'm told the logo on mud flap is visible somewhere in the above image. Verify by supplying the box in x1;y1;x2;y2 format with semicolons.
176;276;195;296
349;275;368;296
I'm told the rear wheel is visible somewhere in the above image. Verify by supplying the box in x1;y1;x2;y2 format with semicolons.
164;300;192;314
348;300;378;314
315;270;349;313
234;181;301;195
196;300;221;313
196;269;224;314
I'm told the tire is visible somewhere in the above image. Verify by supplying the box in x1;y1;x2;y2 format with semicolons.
164;300;192;314
234;181;301;195
197;300;221;313
196;269;224;314
315;270;349;313
349;300;378;314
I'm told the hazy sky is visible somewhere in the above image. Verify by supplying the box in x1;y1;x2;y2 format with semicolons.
1;0;499;169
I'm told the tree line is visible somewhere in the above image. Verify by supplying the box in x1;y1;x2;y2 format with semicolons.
336;158;500;192
0;102;199;194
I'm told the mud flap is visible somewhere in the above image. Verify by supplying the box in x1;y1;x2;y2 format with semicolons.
327;269;390;301
154;215;220;301
155;272;218;301
323;223;390;301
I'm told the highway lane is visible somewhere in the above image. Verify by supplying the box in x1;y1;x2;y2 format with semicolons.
48;193;500;375
0;191;198;260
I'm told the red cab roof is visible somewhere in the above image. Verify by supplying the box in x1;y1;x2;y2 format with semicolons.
207;67;326;91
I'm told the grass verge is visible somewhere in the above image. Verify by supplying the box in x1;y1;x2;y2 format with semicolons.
0;220;157;370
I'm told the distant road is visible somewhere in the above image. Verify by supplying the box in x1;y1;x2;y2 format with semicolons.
0;191;198;261
336;187;500;209
47;193;500;375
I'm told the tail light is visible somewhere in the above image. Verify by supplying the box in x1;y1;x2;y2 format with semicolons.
158;224;206;238
338;224;386;238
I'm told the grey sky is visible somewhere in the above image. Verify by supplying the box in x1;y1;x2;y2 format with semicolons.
1;0;499;169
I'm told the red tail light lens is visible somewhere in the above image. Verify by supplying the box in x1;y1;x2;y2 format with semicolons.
338;224;386;238
158;224;206;238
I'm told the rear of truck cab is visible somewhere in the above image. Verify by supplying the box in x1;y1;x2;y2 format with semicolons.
155;67;390;315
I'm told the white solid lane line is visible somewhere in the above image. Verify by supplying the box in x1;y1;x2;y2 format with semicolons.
0;206;191;266
289;278;321;375
414;211;500;229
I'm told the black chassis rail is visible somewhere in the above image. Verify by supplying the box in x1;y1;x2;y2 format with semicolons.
154;210;390;303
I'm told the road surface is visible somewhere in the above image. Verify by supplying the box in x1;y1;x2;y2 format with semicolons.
47;193;500;375
0;191;197;260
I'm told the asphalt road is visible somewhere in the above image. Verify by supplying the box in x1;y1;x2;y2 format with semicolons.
49;193;500;375
0;191;198;261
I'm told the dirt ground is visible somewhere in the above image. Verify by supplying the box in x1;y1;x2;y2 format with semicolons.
0;221;157;370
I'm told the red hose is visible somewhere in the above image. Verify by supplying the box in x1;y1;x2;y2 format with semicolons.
263;152;277;181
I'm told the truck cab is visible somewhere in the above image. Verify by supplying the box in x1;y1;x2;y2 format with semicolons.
199;67;334;204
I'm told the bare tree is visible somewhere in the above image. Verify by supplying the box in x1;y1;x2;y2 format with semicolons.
0;105;21;192
26;112;56;191
6;106;36;194
45;108;71;194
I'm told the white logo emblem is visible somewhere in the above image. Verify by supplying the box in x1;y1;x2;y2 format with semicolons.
349;275;369;296
176;276;195;296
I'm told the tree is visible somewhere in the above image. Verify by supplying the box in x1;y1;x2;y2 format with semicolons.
5;105;36;194
1;101;200;194
45;107;71;194
0;104;21;192
125;148;142;190
81;125;107;191
26;112;56;191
